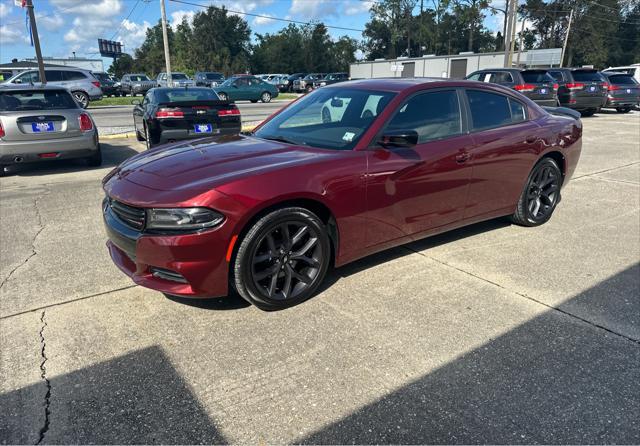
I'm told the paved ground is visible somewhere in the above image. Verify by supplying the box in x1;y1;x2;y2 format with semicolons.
0;110;639;444
88;100;292;135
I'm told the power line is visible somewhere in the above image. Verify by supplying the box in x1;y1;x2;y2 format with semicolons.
85;0;142;57
168;0;366;32
1;4;78;26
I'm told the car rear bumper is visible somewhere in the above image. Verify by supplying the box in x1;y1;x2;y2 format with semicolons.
560;96;607;110
604;97;639;107
158;126;240;144
103;198;231;298
0;132;98;164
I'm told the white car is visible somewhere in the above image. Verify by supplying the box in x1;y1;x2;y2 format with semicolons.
602;64;640;83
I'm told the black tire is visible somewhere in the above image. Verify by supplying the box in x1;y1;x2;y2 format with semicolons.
144;123;152;150
306;85;313;93
232;207;331;310
0;165;7;177
86;145;102;167
72;91;89;109
511;157;562;227
218;92;228;101
580;109;596;117
250;99;258;103
616;107;631;113
261;91;272;103
135;128;144;142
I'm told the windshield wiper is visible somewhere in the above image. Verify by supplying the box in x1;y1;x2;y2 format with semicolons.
260;135;306;146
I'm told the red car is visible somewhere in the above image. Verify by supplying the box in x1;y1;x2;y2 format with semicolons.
103;79;582;310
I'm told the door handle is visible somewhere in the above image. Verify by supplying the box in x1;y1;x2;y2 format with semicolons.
456;151;471;163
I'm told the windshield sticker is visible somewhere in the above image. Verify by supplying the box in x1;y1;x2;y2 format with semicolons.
342;132;355;142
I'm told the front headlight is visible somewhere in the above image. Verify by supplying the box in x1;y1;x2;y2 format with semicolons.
146;208;224;231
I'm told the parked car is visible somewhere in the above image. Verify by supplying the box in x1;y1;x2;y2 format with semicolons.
212;76;279;103
120;74;155;97
102;78;582;310
269;75;290;92
313;72;349;89
600;71;640;113
284;73;306;92
194;72;225;87
602;64;640;84
156;72;195;88
465;68;558;107
293;73;325;93
132;87;241;149
546;68;608;116
2;67;102;108
0;84;101;175
92;72;120;97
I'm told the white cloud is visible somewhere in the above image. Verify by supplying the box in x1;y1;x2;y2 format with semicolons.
0;3;10;19
116;19;151;51
345;0;374;16
289;0;338;18
253;14;275;26
64;15;115;43
170;10;195;30
50;0;123;16
0;25;29;44
37;13;65;31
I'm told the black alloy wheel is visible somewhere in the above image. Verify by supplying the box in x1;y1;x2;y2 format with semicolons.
512;157;562;227
233;207;331;310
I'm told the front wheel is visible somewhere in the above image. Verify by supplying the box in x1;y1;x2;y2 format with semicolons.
72;91;89;109
261;91;272;103
232;207;331;310
511;157;562;227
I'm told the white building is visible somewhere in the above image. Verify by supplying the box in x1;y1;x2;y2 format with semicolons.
350;49;562;79
26;57;104;72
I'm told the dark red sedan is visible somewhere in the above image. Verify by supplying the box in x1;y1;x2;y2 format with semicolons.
103;79;582;310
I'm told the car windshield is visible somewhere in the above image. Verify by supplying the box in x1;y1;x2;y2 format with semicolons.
205;73;223;80
172;73;189;80
572;71;603;82
220;78;236;86
130;75;150;81
0;90;77;111
254;88;396;150
607;74;638;85
522;71;554;83
159;89;220;102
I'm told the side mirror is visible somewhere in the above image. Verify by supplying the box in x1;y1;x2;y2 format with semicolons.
378;130;418;148
131;99;141;106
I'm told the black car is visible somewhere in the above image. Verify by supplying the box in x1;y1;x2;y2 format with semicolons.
465;68;558;107
195;72;225;87
546;68;607;117
600;72;640;114
313;72;349;89
283;73;306;92
132;87;241;149
92;72;120;97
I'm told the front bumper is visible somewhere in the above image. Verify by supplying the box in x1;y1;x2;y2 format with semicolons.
0;132;98;164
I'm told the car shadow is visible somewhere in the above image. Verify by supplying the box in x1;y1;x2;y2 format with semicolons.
164;290;251;310
3;142;140;177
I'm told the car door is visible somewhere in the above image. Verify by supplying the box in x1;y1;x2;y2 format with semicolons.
462;88;541;219
365;89;475;246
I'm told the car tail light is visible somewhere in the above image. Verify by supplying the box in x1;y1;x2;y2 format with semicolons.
92;81;101;88
218;108;240;116
38;152;58;158
156;108;184;118
514;84;536;92
566;82;585;90
79;113;93;131
608;85;621;91
600;82;609;90
0;121;4;138
553;83;559;90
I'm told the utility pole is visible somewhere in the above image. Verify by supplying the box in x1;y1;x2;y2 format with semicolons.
25;0;46;84
508;2;518;67
503;0;516;67
159;0;172;86
516;17;525;66
560;9;573;68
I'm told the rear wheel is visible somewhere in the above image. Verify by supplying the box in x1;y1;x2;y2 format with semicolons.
261;92;272;103
218;92;228;101
580;108;596;117
511;157;562;227
144;123;153;150
616;107;631;113
72;91;89;109
86;144;102;167
232;207;331;310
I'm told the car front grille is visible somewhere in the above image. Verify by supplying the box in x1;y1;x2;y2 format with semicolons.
109;199;146;230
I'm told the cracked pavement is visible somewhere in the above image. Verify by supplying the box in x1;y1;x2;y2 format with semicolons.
0;111;639;444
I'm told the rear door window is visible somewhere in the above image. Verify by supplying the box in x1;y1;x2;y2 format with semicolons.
572;71;603;82
63;71;88;81
488;72;514;83
522;71;554;83
467;90;515;131
509;99;527;122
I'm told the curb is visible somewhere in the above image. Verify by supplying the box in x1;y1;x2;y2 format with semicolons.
100;124;259;140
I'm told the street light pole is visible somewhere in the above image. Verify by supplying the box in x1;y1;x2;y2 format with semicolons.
159;0;172;86
560;9;573;68
25;0;46;84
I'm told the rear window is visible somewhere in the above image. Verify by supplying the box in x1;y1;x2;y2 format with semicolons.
156;89;220;102
522;71;555;83
572;71;603;82
0;90;77;111
548;71;564;81
607;74;638;85
172;73;189;80
205;73;223;80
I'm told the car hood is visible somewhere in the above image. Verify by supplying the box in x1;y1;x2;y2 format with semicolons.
109;135;336;192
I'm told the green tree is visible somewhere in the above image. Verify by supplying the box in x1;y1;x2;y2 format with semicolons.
134;20;173;77
108;53;134;78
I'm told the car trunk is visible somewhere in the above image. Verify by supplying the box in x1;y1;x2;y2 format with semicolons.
606;74;640;104
0;110;83;142
570;70;607;101
519;70;557;103
155;100;241;135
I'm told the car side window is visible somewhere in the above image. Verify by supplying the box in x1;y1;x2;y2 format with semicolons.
488;72;513;83
509;98;526;123
386;90;462;143
466;72;483;81
46;70;64;82
467;90;523;131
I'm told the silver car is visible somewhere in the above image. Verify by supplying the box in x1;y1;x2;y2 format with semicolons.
0;84;101;176
156;72;195;88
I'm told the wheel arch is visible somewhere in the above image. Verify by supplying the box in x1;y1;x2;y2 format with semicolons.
541;150;566;178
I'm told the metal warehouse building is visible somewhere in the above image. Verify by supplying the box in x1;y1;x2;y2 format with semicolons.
350;48;562;79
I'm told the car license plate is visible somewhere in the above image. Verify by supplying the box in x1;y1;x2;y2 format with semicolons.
589;86;597;92
540;88;547;94
194;124;213;133
31;122;54;132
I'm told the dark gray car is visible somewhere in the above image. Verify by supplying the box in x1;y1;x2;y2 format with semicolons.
465;68;558;107
600;72;640;113
547;68;608;117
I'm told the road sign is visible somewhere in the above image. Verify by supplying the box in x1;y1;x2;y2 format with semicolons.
98;39;123;58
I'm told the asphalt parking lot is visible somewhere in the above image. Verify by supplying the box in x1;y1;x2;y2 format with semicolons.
1;110;639;443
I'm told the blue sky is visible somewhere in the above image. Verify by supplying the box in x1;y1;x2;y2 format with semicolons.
0;0;506;68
